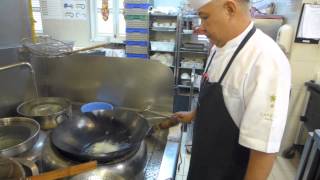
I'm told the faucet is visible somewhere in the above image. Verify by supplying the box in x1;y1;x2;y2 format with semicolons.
0;62;34;73
0;62;38;97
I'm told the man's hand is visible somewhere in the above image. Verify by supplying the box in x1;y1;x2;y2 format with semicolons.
172;110;196;123
244;149;276;180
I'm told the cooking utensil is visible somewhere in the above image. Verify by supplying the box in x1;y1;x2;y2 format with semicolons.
117;106;174;119
0;156;40;180
17;97;72;130
151;118;179;131
51;109;150;163
21;36;108;58
0;156;40;179
144;109;174;119
0;117;40;157
26;161;97;180
65;44;107;55
0;156;26;180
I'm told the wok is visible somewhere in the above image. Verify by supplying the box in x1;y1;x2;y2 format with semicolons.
51;108;150;163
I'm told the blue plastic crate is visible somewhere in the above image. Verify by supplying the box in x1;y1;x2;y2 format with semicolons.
126;53;148;59
125;40;148;47
126;28;149;34
125;3;151;9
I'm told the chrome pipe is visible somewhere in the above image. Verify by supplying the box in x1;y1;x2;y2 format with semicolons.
0;62;33;73
0;62;38;97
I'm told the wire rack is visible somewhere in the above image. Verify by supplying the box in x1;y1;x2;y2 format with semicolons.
21;36;74;58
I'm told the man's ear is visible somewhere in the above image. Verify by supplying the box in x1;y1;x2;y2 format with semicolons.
223;0;237;17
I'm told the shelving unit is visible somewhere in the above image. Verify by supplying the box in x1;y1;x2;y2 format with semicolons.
124;0;152;59
175;15;210;95
147;13;210;112
149;13;179;76
150;50;175;53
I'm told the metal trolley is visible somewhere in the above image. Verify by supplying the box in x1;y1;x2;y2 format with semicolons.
283;81;320;159
296;129;320;180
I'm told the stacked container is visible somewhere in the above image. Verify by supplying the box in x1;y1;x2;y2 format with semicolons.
124;0;152;59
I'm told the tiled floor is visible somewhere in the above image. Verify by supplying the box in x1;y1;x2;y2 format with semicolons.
176;132;299;180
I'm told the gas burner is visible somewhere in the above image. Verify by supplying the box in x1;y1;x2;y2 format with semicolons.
52;141;141;165
41;137;147;180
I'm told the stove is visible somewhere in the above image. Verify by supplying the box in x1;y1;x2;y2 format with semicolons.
41;135;147;180
14;106;178;180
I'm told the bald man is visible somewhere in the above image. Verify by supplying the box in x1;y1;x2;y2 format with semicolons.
173;0;291;180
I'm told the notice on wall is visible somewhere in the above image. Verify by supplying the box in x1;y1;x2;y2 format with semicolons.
40;0;87;20
296;4;320;40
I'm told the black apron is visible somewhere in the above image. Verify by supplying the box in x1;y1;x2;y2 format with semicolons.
187;26;256;180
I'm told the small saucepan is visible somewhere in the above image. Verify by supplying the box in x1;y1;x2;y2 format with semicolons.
17;97;72;130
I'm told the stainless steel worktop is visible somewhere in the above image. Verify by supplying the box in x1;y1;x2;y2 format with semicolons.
15;104;181;180
0;54;180;179
144;130;168;179
16;124;180;180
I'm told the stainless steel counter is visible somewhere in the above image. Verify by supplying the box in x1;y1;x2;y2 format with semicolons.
144;130;169;179
36;103;181;180
16;124;180;180
144;121;182;180
0;55;181;179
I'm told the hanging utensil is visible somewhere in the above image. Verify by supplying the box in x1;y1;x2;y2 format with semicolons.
64;43;108;55
26;161;97;180
21;36;108;58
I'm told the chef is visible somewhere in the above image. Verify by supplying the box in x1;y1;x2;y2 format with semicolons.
173;0;291;180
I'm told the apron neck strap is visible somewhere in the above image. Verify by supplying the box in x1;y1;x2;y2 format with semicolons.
204;51;216;73
218;26;256;84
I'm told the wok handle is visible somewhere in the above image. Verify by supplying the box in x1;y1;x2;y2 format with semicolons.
55;113;69;125
26;161;97;180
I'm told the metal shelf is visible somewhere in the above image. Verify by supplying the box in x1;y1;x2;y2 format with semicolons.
150;50;175;53
172;15;208;99
176;92;199;96
182;15;199;19
181;33;193;35
150;14;178;18
179;50;208;54
177;85;199;89
178;66;204;70
180;47;208;51
150;28;176;32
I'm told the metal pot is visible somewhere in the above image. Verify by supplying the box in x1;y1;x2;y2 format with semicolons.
0;117;40;157
17;97;72;130
0;156;39;179
0;156;26;179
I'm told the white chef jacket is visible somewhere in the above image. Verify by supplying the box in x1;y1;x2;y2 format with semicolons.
205;22;291;153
